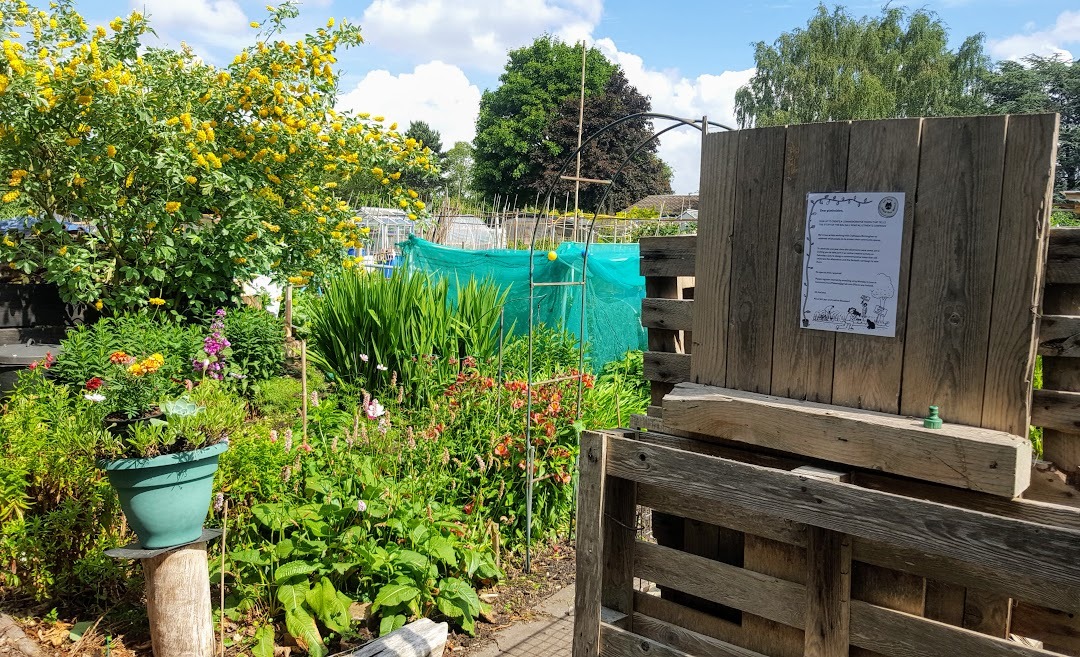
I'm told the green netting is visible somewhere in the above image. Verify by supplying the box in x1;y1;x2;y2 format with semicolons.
399;235;646;366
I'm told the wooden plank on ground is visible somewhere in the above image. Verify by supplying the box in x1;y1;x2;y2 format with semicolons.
770;121;849;403
640;298;693;332
1046;228;1080;285
721;126;787;393
983;113;1057;436
643;352;691;386
689;130;738;386
832;118;922;414
900;115;1008;427
1038;315;1080;357
602;432;1080;592
601;477;636;627
573;431;607;657
639;235;696;278
663;382;1031;497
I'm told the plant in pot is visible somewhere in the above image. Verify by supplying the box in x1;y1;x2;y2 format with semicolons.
91;352;230;549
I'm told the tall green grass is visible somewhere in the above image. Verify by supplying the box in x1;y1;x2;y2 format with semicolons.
307;269;506;404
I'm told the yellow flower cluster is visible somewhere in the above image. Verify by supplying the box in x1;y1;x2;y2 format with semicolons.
127;352;164;377
148;297;165;306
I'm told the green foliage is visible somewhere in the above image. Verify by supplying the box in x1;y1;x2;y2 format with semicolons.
500;325;581;379
443;141;475;206
1052;210;1080;227
985;56;1080;192
735;4;991;127
224;306;286;383
306;269;506;403
629;221;696;241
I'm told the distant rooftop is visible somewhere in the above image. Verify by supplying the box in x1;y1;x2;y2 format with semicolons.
624;194;698;216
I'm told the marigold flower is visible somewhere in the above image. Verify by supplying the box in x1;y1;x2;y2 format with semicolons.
94;299;103;311
106;144;116;157
186;175;197;184
148;297;165;306
1;190;19;203
64;137;80;146
127;362;145;376
109;351;130;364
164;201;180;213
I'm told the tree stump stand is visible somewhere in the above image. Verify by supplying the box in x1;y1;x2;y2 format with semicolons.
106;529;221;657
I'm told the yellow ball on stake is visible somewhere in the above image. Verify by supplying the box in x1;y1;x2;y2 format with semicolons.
546;251;557;261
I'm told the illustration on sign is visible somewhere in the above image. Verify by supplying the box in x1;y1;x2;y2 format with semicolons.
800;192;905;337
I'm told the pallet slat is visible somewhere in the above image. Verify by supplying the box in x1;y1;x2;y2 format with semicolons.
1046;228;1080;284
639;236;697;277
641;298;693;331
662;382;1031;497
1038;315;1080;357
1031;389;1080;434
643;352;691;385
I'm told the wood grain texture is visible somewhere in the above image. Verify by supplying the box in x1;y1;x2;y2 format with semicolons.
601;432;1080;592
639;235;697;278
963;588;1013;638
634;591;751;652
1040;282;1080;476
1011;602;1080;654
600;623;695;657
642;352;691;385
724;126;788;393
1031;389;1080;434
832;118;922;413
663;382;1031;497
144;542;214;657
901;115;1008;426
1038;315;1080;357
690;131;738;385
573;431;606;657
641;299;693;332
804;527;852;657
1046;228;1080;285
742;533;808;657
601;477;636;627
348;618;447;657
771;121;850;403
983;114;1058;436
631;613;770;657
645;277;682;408
924;581;967;627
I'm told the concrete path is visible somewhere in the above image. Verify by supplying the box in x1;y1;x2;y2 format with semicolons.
471;584;574;657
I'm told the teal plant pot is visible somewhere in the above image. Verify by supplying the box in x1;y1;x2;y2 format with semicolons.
101;442;228;549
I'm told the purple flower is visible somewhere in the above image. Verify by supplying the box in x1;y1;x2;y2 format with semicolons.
213;492;224;512
216;308;227;317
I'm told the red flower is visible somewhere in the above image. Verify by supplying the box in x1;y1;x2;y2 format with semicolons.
494;442;509;458
554;471;572;485
464;502;474;515
85;377;104;391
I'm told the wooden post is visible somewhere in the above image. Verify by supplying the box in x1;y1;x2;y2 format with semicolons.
283;284;293;339
797;467;852;657
573;431;606;657
145;542;215;657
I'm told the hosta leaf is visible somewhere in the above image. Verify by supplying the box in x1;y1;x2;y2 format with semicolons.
305;577;351;634
372;582;420;612
285;606;325;657
252;625;275;657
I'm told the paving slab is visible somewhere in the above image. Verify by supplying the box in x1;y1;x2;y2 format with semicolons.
470;585;574;657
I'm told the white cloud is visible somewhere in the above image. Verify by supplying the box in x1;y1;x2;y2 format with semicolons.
337;61;482;145
594;38;753;194
359;0;602;72
989;10;1080;61
134;0;250;50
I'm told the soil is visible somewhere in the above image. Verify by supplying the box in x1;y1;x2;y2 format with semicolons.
0;539;576;657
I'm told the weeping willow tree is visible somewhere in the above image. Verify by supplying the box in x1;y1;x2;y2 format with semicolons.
734;4;992;127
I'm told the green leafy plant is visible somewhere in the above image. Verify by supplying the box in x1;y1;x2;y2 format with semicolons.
225;306;286;383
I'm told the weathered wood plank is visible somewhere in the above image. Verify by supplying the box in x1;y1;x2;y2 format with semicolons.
901;115;1008;426
963;588;1013;638
832;118;922;414
1039;284;1080;475
722;126;787;392
645;277;682;407
804;527;852;657
601;477;636;627
348;618;448;657
643;352;691;385
1038;315;1080;357
631;613;771;657
1046;228;1080;285
690;131;738;384
1031;388;1080;434
600;623;695;657
634;592;751;653
770;121;849;403
640;298;693;332
983;114;1058;436
602;432;1080;591
742;534;807;657
924;581;967;627
663;382;1031;497
639;235;696;278
573;431;607;657
1011;602;1080;654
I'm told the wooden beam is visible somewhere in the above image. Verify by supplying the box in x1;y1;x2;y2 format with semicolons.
1046;228;1080;284
662;382;1031;498
1031;388;1080;434
641;299;693;331
600;623;694;657
145;542;214;657
602;432;1080;592
799;467;852;657
573;431;607;657
643;352;692;385
601;477;636;626
1038;315;1080;357
347;619;448;657
639;236;696;277
1011;602;1080;654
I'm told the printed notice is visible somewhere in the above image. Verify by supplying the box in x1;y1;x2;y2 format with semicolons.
800;192;905;337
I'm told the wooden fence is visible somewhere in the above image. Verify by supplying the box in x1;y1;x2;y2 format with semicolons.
575;115;1080;657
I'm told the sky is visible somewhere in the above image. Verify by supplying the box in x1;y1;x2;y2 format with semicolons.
75;0;1080;196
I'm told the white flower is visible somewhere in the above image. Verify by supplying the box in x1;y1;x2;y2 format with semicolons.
84;393;105;402
365;399;385;419
358;353;369;363
376;364;388;372
356;500;367;513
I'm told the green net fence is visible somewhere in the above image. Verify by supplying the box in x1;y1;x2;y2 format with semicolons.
399;235;646;367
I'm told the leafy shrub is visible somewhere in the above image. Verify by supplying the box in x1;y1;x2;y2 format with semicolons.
500;324;581;379
53;314;201;389
307;269;505;404
225;307;286;383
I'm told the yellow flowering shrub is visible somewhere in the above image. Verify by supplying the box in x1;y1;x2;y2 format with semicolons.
0;0;429;313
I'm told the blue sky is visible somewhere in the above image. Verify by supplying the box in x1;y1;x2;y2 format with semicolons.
73;1;1080;193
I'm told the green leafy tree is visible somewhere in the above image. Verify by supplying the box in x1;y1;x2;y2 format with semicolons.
734;4;992;127
402;120;444;201
444;141;475;206
474;36;671;207
985;56;1080;191
544;69;671;212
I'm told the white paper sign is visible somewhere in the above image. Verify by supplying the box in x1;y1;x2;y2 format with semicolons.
800;192;905;337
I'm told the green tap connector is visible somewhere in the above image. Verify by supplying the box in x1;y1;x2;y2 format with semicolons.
923;406;943;429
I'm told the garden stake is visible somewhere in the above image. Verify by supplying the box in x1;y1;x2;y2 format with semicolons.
301;341;308;443
220;498;227;657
